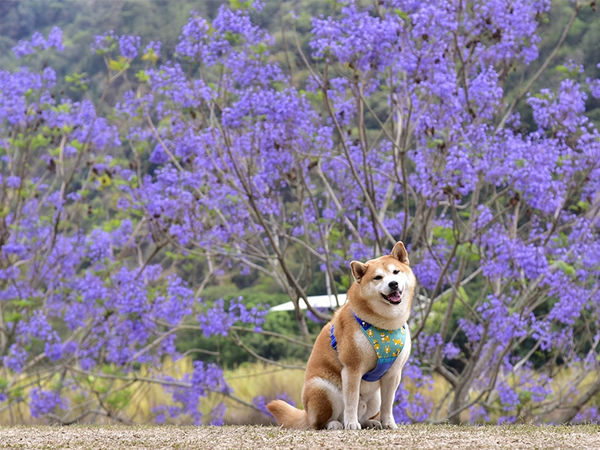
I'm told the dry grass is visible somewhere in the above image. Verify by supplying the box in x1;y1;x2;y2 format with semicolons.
0;359;305;426
224;363;305;424
0;424;599;449
2;359;597;426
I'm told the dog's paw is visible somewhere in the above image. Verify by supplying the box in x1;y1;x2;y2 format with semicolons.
362;419;382;429
382;421;398;430
344;420;362;430
326;420;343;430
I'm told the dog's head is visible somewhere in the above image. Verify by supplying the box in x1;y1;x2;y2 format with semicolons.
349;242;416;325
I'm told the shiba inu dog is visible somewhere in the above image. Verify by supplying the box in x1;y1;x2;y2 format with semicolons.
267;242;416;430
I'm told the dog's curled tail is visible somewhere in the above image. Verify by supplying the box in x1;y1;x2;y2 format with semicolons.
266;400;309;429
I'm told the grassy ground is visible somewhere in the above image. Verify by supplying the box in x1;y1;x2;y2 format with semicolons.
0;424;599;449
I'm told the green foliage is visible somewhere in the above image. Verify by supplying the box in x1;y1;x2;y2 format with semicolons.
106;389;132;412
109;57;130;72
426;286;470;334
553;260;576;278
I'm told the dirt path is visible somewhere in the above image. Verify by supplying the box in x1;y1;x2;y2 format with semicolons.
1;424;599;449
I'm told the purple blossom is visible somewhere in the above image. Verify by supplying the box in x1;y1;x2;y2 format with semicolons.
392;364;433;423
574;407;600;425
144;41;161;60
5;175;21;188
91;30;116;53
29;388;66;418
443;343;460;360
306;307;328;323
528;79;588;132
12;27;64;58
158;361;230;425
496;382;520;411
198;297;267;337
3;345;27;372
469;405;490;423
12;40;36;58
2;243;26;256
119;35;141;59
209;402;227;425
44;341;63;362
46;27;65;52
590;78;600;99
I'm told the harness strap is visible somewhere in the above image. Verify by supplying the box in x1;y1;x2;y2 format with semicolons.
330;324;337;351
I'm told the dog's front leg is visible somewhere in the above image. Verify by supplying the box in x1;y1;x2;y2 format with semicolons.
380;372;401;429
341;367;362;429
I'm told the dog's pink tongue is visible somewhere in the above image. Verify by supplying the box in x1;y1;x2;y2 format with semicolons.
388;291;402;303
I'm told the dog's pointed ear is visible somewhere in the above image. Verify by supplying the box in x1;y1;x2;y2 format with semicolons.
391;241;409;265
351;261;368;283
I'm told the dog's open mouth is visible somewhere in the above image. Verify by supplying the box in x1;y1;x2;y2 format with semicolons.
381;291;402;305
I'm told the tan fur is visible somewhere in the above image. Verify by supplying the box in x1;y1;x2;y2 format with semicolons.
267;242;416;430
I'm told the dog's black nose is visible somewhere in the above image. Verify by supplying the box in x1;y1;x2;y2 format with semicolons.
388;281;398;290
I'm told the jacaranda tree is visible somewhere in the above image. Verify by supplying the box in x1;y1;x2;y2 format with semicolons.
1;0;599;424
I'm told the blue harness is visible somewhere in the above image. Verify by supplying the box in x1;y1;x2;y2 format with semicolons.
330;314;406;382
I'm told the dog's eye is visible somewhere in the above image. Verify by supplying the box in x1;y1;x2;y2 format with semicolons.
373;275;383;280
393;270;400;274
